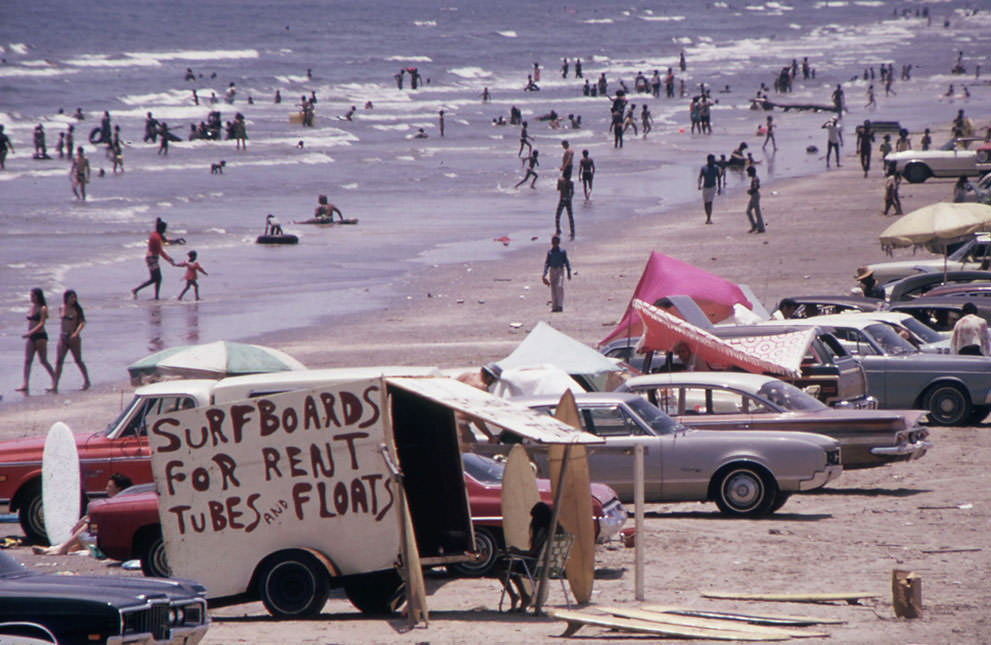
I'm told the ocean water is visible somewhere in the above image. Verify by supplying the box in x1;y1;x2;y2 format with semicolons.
1;0;989;396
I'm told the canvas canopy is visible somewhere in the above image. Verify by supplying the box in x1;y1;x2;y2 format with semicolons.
490;365;585;399
497;321;619;375
387;377;602;444
600;251;752;347
634;299;810;378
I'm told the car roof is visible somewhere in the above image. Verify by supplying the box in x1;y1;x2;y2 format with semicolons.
512;391;643;406
711;323;827;337
623;371;776;390
787;313;884;329
211;366;443;401
785;295;883;308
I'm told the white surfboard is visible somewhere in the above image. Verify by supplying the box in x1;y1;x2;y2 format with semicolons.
42;422;81;546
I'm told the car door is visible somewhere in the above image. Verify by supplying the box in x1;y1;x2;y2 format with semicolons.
578;404;661;501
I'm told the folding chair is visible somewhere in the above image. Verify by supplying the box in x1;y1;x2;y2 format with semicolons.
499;532;575;612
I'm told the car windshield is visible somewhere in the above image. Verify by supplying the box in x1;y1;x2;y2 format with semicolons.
626;397;686;435
864;323;918;355
104;396;141;436
897;316;944;343
462;453;505;485
756;380;828;412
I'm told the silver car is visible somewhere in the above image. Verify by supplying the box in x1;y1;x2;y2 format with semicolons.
765;314;991;425
617;371;930;469
506;393;841;517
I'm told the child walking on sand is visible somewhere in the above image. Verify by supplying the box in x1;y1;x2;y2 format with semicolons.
177;250;207;300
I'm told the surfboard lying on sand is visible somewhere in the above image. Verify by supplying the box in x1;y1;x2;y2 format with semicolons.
603;606;829;639
703;591;879;604
643;604;845;626
546;609;788;641
42;422;81;546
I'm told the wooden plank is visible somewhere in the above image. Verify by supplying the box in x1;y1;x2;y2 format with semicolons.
703;591;879;604
546;609;788;641
644;604;846;626
605;606;829;639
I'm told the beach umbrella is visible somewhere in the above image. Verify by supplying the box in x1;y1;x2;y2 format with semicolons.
127;341;305;384
879;202;991;250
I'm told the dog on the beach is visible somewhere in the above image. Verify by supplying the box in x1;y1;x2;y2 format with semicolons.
210;160;226;174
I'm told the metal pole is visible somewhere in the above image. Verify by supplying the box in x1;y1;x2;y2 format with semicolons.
534;443;571;614
633;443;645;601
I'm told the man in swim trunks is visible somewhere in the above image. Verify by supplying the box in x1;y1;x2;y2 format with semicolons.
70;147;90;200
559;140;574;180
856;120;874;178
579;150;595;199
315;194;344;222
697;154;720;225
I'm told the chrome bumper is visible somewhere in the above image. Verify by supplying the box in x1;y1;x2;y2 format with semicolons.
833;395;878;410
799;464;842;491
871;440;932;460
596;499;627;543
107;624;208;644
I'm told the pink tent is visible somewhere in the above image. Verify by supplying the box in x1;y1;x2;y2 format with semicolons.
599;251;752;347
633;299;808;378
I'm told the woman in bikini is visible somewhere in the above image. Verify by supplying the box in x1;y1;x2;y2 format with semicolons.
18;288;56;394
51;289;91;393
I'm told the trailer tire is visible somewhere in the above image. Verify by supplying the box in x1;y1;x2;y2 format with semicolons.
256;551;329;618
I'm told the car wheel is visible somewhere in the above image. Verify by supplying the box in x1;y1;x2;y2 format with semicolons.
256;551;329;618
344;569;403;615
450;527;500;577
768;491;791;513
968;405;991;424
925;383;971;426
903;163;931;184
139;529;171;578
713;465;776;516
18;483;47;545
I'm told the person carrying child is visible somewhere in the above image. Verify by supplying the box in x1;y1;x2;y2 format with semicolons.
177;250;208;300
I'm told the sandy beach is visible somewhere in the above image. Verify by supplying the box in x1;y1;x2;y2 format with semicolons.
5;142;991;643
3;4;991;641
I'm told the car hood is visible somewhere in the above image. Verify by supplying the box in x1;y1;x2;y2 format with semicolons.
886;150;975;161
0;570;205;607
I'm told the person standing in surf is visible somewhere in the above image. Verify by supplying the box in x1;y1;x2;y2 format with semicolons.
132;218;176;300
51;289;90;393
517;121;532;157
698;154;721;225
70;147;90;201
579;150;595;199
17;288;56;394
0;124;13;169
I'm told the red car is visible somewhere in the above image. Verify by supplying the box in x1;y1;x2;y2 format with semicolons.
0;381;214;543
88;454;626;578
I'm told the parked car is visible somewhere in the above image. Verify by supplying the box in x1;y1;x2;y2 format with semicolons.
867;234;991;286
616;372;930;469
890;297;991;332
0;367;442;544
602;325;875;409
0;549;208;644
711;324;876;409
88;455;627;580
885;271;991;302
885;139;991;183
808;310;950;354
498;392;842;516
771;295;883;318
954;170;991;203
765;314;991;425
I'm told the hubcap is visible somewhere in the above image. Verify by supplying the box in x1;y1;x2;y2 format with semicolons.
725;471;762;510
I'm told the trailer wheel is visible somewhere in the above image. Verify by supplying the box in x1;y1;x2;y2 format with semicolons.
344;569;403;615
256;551;329;618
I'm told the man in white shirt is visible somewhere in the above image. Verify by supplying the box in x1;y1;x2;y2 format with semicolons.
951;302;990;355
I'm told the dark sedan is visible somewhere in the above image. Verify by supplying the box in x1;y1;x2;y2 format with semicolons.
0;549;208;645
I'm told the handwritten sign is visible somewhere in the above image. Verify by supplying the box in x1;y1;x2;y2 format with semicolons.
147;380;400;597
